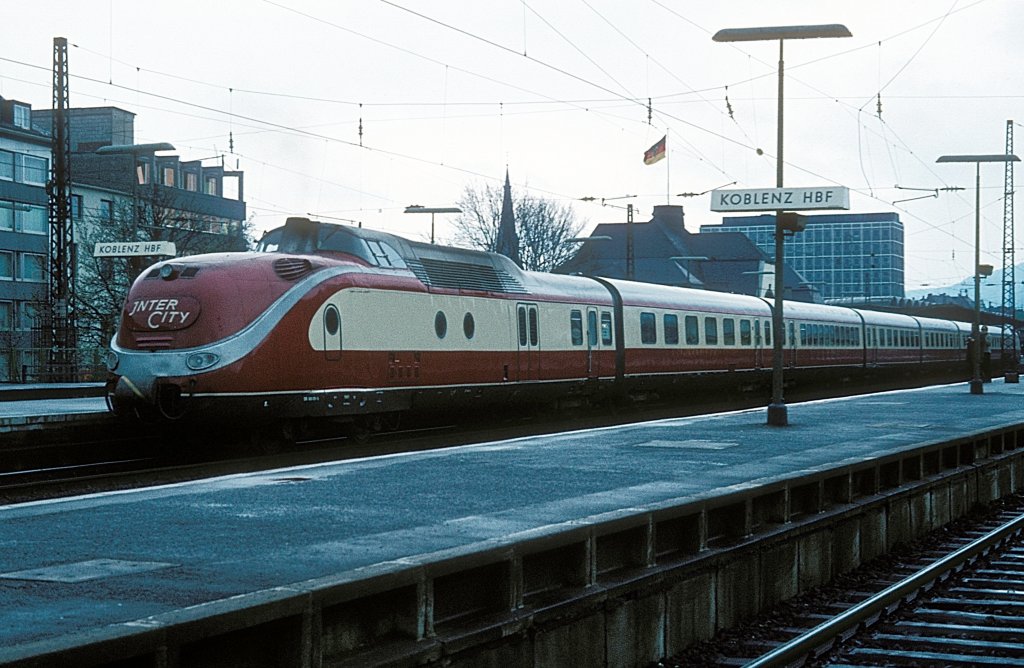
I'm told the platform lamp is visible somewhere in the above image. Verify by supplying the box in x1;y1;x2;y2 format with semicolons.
713;23;851;426
403;205;462;244
937;153;1020;393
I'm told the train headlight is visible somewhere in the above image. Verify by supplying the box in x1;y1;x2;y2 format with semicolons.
186;351;219;370
159;264;180;281
105;351;119;371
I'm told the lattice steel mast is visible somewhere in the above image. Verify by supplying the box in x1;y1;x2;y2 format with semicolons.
1002;120;1017;373
47;36;76;381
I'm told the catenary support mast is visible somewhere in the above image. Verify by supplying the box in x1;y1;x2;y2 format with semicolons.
47;36;77;381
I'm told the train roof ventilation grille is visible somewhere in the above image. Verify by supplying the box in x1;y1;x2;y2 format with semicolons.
406;258;528;293
273;257;315;281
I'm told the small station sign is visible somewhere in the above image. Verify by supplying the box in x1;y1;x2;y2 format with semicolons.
710;186;850;212
93;241;177;258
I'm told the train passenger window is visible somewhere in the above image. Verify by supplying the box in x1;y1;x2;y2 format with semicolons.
601;312;613;345
723;318;736;346
518;306;528;346
528;308;539;346
435;311;448;339
740;320;752;346
463;313;475;339
570;310;583;346
664;314;679;345
640;312;657;344
764;321;771;347
324;305;340;336
799;323;808;345
705;317;718;345
587;310;598;346
685;315;699;345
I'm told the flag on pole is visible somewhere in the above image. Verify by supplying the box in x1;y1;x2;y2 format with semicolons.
643;135;667;165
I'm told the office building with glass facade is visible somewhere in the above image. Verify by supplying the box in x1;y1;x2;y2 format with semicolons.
699;212;904;301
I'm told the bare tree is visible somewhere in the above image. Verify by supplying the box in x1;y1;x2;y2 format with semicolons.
74;188;254;357
449;181;585;272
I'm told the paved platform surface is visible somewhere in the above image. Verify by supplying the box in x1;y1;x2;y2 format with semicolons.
2;381;1023;658
0;397;111;431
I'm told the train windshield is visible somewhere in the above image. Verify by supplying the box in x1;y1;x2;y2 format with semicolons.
256;220;407;268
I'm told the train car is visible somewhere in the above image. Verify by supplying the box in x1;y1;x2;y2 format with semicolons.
107;217;976;429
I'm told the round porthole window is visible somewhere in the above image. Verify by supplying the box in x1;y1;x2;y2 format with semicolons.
463;312;475;339
324;305;340;335
435;311;447;339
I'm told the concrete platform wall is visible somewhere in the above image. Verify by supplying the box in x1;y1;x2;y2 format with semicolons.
10;426;1024;668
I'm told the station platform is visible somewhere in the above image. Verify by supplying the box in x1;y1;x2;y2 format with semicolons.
3;380;1024;665
0;396;111;433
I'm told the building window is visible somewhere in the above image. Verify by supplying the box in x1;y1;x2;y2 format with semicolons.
19;301;39;330
0;251;12;279
185;172;198;191
136;161;150;185
0;150;12;181
204;176;218;195
71;195;83;220
18;206;47;234
0;203;13;231
19;253;46;282
100;200;114;223
162;166;175;187
0;301;11;330
16;155;47;185
13;104;31;129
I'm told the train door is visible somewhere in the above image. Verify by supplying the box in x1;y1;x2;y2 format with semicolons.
323;304;341;361
754;320;764;369
786;320;797;367
516;303;540;381
586;307;601;379
867;327;878;365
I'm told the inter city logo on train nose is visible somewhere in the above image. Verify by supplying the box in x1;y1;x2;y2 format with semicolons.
126;296;201;331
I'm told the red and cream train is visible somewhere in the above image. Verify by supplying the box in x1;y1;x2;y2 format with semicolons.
107;217;980;425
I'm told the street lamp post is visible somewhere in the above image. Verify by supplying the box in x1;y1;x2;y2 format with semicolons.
937;153;1020;393
403;205;462;244
713;24;851;426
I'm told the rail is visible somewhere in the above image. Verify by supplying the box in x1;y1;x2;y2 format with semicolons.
746;509;1024;667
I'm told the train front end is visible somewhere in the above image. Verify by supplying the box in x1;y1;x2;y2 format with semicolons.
106;235;342;421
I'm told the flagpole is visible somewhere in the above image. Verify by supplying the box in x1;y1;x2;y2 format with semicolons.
665;130;670;203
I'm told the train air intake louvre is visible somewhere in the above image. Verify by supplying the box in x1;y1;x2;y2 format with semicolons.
273;257;315;281
406;258;528;293
135;335;174;350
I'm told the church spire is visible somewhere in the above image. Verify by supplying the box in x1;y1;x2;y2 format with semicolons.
496;169;521;267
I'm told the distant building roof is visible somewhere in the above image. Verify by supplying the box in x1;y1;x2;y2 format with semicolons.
554;204;820;302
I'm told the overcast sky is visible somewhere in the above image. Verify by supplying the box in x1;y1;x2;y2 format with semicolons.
2;0;1021;290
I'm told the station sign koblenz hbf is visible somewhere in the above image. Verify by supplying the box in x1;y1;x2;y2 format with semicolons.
710;186;850;212
93;241;177;258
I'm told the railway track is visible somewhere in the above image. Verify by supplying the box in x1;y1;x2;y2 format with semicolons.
665;494;1024;667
